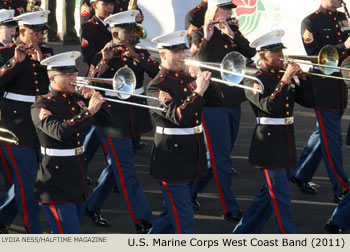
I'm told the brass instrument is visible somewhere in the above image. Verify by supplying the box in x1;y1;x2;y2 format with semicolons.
0;128;19;145
342;1;350;21
282;45;350;82
72;67;167;112
127;0;147;39
26;0;42;12
128;0;138;10
184;52;264;94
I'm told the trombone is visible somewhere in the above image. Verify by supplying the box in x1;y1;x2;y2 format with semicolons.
72;67;167;112
282;45;350;82
184;51;264;94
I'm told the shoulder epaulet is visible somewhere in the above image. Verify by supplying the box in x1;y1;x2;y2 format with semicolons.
192;4;204;13
255;70;264;77
82;18;96;27
150;72;165;85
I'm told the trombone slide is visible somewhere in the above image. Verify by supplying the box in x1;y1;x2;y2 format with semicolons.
184;59;264;94
73;81;167;112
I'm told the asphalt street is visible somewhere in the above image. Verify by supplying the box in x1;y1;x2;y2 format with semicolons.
1;43;350;234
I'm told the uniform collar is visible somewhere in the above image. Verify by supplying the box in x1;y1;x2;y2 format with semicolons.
259;65;281;74
50;88;75;100
14;37;28;47
318;5;338;17
201;1;208;8
160;66;187;79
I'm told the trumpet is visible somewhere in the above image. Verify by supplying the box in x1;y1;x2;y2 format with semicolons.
184;52;264;94
0;128;19;145
128;0;147;39
72;67;167;112
26;0;42;12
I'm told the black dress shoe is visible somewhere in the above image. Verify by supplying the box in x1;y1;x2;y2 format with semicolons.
86;176;93;185
133;142;147;152
224;209;243;222
192;193;200;210
86;209;110;227
290;176;318;194
334;190;349;203
324;219;346;234
334;193;345;203
135;221;152;234
231;167;239;176
0;224;9;234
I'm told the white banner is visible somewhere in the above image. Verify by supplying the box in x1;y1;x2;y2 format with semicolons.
44;0;347;55
0;234;349;252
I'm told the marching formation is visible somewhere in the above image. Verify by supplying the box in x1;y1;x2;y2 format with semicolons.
0;0;349;234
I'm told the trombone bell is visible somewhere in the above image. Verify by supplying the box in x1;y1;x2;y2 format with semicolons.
284;44;339;75
318;45;339;75
221;52;246;84
113;67;136;100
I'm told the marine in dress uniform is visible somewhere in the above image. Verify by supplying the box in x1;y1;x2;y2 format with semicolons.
80;0;141;27
291;0;350;203
325;190;350;233
87;10;156;233
185;0;207;44
31;51;105;234
147;30;224;234
0;10;53;234
233;30;315;234
0;9;18;234
0;0;27;16
190;0;256;222
81;0;114;66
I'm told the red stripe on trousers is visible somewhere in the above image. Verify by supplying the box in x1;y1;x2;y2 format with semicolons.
161;181;181;234
316;110;348;191
106;137;141;224
101;140;109;155
49;203;64;234
263;169;286;234
6;146;31;233
202;117;228;213
0;148;13;184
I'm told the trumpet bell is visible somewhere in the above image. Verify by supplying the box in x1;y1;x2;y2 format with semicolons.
221;52;246;84
136;24;147;39
113;67;136;100
318;45;339;75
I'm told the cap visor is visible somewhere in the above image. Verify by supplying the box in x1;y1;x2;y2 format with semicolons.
0;20;17;27
112;23;137;29
218;3;237;9
161;43;188;51
259;43;286;51
24;23;50;31
49;66;79;73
